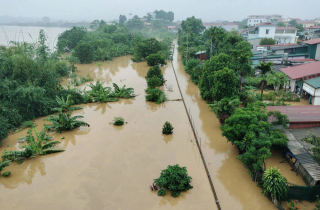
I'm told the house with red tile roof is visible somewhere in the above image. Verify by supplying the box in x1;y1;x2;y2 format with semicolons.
280;61;320;95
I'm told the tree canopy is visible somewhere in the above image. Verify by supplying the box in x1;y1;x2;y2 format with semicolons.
259;37;276;45
181;16;206;35
119;15;127;24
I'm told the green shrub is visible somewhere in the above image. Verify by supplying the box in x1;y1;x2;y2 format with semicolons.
147;76;162;88
113;117;124;125
0;160;11;177
154;164;193;198
262;167;288;201
2;171;11;177
162;121;174;135
74;42;94;64
145;88;166;104
146;53;166;66
209;96;240;118
145;65;164;84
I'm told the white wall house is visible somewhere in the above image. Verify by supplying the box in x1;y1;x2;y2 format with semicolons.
302;78;320;105
274;27;298;44
247;15;282;27
247;18;269;27
240;24;297;45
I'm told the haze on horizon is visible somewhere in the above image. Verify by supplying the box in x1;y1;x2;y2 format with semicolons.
1;0;320;22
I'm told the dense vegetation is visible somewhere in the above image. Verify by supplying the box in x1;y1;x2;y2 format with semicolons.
57;14;176;64
301;133;320;164
178;16;292;201
0;30;84;144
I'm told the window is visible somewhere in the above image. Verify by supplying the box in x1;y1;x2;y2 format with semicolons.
266;29;270;34
249;20;251;22
260;20;262;23
251;45;253;49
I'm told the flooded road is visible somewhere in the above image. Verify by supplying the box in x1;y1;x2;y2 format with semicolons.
0;56;217;209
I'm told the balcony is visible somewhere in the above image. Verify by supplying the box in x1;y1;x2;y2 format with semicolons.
248;34;259;39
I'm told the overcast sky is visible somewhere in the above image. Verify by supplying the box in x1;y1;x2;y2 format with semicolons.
1;0;320;22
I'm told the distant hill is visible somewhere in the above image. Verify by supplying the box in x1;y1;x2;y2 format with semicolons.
0;15;41;24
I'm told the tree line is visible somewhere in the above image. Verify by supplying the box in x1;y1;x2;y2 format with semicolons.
178;16;292;202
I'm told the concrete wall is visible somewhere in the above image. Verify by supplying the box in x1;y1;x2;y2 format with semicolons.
285;77;296;92
315;43;320;60
247;18;268;26
302;83;320;105
248;38;262;52
258;26;276;38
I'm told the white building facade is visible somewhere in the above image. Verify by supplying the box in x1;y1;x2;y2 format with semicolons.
247;15;282;27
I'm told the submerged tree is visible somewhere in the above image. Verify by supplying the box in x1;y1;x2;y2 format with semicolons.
154;164;193;197
162;121;174;135
146;54;166;66
145;65;165;85
145;88;166;104
113;117;125;125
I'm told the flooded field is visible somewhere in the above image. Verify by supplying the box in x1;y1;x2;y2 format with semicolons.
0;55;217;209
0;40;315;209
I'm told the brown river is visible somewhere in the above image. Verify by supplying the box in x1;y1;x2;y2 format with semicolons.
0;36;316;209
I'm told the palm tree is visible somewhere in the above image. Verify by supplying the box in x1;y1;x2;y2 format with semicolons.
255;61;273;101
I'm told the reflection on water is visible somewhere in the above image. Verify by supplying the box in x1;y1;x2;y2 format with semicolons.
0;51;217;209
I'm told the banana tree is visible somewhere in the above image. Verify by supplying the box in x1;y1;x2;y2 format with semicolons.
2;128;64;161
112;83;135;99
92;86;118;102
0;160;11;177
52;94;82;112
44;108;90;133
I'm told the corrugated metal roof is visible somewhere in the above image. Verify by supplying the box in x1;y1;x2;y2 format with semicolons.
290;59;316;62
266;106;320;123
271;45;306;50
303;38;320;45
305;77;320;89
280;61;320;80
194;51;206;55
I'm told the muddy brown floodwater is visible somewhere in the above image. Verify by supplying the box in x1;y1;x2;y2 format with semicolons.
0;55;216;209
0;42;315;210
